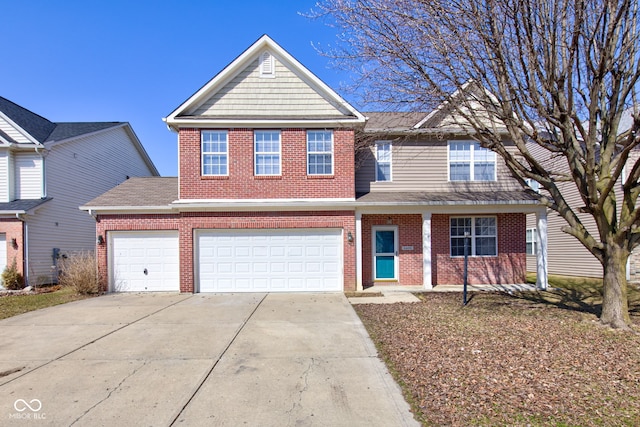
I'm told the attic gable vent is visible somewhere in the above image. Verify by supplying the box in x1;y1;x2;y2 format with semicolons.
259;51;275;78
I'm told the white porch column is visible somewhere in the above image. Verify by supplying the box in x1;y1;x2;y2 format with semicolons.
422;212;433;289
536;209;548;290
355;211;363;291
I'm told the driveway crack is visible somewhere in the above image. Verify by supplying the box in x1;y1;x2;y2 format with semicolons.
287;357;316;424
69;360;148;426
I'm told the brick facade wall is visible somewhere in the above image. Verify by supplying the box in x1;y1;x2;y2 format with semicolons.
178;128;355;200
431;213;526;285
96;211;356;293
0;219;24;278
362;214;423;287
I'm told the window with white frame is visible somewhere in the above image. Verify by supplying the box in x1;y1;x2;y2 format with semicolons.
201;131;228;176
375;141;392;182
448;141;496;181
526;227;537;255
254;130;281;175
307;130;333;175
450;216;497;257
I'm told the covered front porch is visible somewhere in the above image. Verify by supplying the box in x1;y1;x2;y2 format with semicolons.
353;192;549;292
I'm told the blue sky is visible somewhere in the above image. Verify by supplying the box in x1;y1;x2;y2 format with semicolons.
1;1;350;176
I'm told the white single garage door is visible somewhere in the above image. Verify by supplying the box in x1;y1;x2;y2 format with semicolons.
197;229;342;292
110;231;179;292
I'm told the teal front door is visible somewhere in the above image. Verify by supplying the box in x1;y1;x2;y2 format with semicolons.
373;226;398;280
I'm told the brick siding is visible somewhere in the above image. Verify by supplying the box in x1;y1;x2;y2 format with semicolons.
362;214;423;287
96;211;356;293
0;219;24;277
178;128;355;200
431;213;526;285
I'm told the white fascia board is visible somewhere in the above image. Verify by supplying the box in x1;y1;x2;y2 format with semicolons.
167;117;364;129
79;205;176;214
164;35;366;127
171;198;356;211
46;123;159;175
0;111;41;145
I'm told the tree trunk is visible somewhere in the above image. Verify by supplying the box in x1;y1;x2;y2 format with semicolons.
600;246;631;329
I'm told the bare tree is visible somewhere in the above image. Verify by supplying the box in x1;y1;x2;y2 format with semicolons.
312;0;640;328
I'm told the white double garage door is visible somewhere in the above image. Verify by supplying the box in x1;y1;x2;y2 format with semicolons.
110;229;343;292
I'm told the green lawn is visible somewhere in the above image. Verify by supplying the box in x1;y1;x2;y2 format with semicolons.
0;287;93;320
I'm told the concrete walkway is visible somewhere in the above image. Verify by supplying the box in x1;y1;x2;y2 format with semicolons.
0;293;418;426
348;283;538;304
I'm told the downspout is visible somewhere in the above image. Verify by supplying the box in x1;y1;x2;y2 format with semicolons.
34;146;48;198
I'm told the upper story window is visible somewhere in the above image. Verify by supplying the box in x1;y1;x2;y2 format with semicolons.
254;130;281;175
259;51;275;78
375;141;392;182
450;216;497;257
307;130;333;175
201;131;228;176
448;141;496;181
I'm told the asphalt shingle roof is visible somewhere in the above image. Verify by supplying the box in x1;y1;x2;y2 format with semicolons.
83;177;178;208
0;96;125;143
0;198;52;212
356;190;538;205
0;96;56;142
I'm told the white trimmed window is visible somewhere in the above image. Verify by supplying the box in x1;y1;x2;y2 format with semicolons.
254;130;281;175
526;227;537;255
307;130;333;175
375;141;392;182
448;141;496;181
259;51;275;78
201;131;228;176
450;216;497;257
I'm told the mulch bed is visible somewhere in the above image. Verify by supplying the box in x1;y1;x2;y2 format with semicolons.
354;292;640;426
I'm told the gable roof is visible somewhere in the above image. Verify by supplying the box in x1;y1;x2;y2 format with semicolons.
0;96;56;143
164;35;366;129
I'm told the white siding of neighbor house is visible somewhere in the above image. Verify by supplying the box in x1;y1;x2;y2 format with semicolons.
0;115;32;143
25;126;156;283
0;150;10;202
355;138;521;193
192;53;350;118
14;152;43;199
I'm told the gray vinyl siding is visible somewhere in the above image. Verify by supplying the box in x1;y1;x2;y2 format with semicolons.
25;126;156;282
192;54;349;118
355;138;521;193
14;152;43;199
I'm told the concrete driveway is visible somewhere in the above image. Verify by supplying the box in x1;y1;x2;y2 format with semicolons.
0;293;418;426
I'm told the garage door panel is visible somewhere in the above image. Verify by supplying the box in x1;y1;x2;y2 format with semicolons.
111;231;179;292
198;229;342;292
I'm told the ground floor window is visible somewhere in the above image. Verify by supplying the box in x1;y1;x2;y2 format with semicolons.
450;216;497;257
526;227;537;255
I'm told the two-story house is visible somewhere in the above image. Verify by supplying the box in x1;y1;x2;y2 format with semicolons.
0;96;158;286
82;35;549;293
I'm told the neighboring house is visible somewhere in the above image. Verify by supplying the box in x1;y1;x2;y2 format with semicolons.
0;96;158;286
525;108;640;281
82;35;548;293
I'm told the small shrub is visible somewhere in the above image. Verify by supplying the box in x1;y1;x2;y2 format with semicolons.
2;259;24;290
58;251;101;294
